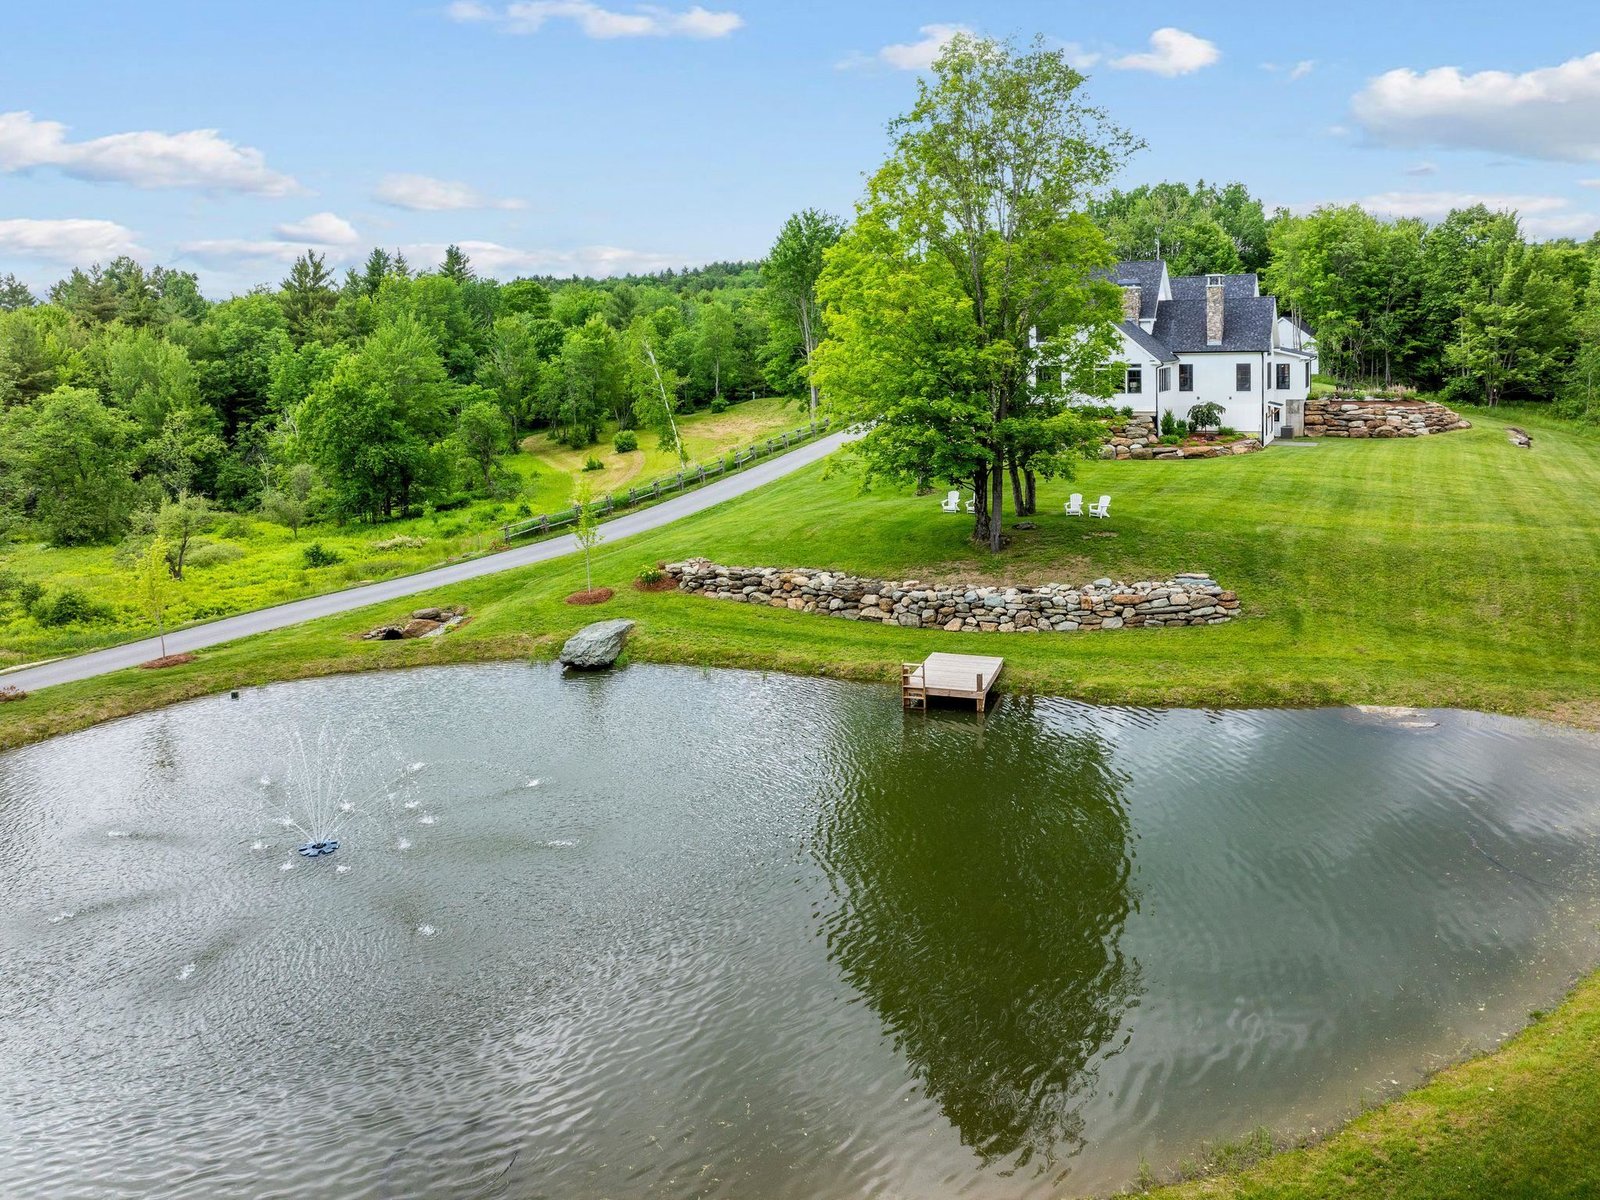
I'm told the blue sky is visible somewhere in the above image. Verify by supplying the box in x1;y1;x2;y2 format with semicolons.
3;0;1600;295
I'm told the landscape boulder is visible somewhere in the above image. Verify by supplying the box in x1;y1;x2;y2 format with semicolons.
558;618;636;669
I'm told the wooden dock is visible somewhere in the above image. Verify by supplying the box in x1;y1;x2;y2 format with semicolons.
901;652;1004;713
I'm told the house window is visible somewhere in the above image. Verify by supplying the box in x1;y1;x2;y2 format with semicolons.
1158;366;1172;392
1276;362;1291;390
1178;363;1193;391
1126;366;1142;394
1235;362;1252;391
1305;362;1311;387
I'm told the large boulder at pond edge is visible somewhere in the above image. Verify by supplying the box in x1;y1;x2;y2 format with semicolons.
558;619;636;669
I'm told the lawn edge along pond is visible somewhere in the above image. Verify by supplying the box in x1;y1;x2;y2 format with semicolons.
5;403;1600;1198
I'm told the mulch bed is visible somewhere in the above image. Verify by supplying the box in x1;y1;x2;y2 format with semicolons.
139;653;197;670
565;588;615;606
633;577;678;593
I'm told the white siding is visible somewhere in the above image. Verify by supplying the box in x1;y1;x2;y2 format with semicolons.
1166;353;1268;441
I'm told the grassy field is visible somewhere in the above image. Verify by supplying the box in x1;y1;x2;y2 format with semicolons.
8;402;1600;736
0;394;806;667
5;403;1600;1198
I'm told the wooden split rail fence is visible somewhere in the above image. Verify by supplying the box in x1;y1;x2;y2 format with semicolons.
501;418;833;544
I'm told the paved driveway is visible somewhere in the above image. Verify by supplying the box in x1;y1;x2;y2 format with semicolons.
2;428;856;694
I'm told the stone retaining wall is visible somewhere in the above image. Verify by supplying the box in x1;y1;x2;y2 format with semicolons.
1101;415;1263;460
665;558;1239;632
1304;398;1469;438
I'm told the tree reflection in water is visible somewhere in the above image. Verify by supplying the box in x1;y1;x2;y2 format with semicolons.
812;697;1139;1176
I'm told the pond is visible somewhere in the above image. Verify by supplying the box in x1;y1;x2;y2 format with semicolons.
3;664;1600;1198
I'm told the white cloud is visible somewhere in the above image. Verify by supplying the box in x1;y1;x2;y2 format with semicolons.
1356;190;1571;221
400;239;680;277
373;173;526;212
1112;28;1219;77
1263;59;1314;81
1405;161;1439;176
0;110;298;195
178;239;323;268
1309;190;1597;239
1055;41;1102;70
450;1;743;38
1351;52;1600;163
1523;210;1600;239
0;217;145;262
1579;179;1600;188
180;215;361;269
273;212;360;245
878;23;971;71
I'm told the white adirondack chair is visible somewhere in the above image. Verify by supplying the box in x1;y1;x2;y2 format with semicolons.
1089;494;1112;519
1064;493;1084;516
939;489;961;513
965;494;976;513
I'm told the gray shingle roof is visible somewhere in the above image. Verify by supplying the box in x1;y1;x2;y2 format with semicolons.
1169;272;1259;302
1119;319;1177;362
1097;259;1164;321
1095;261;1284;355
1152;295;1277;353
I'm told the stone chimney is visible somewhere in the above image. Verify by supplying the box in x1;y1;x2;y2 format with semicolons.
1121;285;1142;321
1205;275;1225;346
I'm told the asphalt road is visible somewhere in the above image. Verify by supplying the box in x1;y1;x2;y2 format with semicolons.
2;428;857;695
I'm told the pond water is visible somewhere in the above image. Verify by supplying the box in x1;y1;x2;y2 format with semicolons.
4;664;1600;1199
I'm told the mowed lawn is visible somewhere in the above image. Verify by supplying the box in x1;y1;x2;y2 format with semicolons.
6;405;1600;1199
8;405;1600;741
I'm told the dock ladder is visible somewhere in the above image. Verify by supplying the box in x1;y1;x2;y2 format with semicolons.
900;661;928;711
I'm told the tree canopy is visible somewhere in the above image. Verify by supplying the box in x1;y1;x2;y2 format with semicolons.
816;33;1133;550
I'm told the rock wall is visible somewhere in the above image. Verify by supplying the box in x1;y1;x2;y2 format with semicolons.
1101;415;1262;460
1304;398;1469;438
665;558;1239;632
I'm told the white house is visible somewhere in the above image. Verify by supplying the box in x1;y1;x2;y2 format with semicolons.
1084;260;1319;444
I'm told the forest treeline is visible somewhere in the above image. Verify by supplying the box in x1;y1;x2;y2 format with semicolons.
0;213;838;546
2;183;1599;552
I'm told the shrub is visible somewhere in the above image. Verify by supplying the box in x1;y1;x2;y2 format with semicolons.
709;397;730;414
1440;375;1480;406
0;569;43;610
31;587;112;627
613;430;639;453
514;501;532;518
1217;425;1240;440
637;564;664;585
1119;405;1134;418
582;456;604;472
302;542;342;568
371;534;427;552
1159;434;1184;446
1159;409;1182;438
183;541;245;570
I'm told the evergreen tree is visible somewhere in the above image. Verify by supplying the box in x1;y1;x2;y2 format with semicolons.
280;251;338;344
440;244;475;283
0;273;38;311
